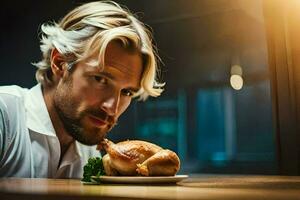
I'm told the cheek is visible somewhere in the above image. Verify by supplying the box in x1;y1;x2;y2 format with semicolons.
75;91;100;114
71;79;98;105
71;78;88;95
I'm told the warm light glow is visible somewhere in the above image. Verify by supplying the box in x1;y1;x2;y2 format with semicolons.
231;65;243;76
230;75;243;90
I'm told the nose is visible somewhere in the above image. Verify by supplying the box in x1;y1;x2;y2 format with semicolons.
100;92;120;116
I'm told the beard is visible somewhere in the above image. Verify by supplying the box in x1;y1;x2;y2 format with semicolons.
55;106;116;145
52;77;117;146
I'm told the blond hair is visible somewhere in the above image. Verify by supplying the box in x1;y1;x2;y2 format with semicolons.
33;1;163;100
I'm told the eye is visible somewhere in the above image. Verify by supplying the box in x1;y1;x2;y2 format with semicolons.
121;89;134;97
93;76;107;84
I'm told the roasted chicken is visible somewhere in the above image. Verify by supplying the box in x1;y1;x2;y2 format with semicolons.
99;139;180;176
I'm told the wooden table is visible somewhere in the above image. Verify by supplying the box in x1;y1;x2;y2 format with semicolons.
0;174;300;200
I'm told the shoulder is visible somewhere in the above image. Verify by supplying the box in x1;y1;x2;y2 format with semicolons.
0;85;29;113
0;85;29;139
0;86;31;167
0;85;28;100
0;86;27;162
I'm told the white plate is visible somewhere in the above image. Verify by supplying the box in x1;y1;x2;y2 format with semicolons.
90;175;188;184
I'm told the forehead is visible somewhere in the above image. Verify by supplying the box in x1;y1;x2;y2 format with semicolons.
85;41;143;87
105;41;143;76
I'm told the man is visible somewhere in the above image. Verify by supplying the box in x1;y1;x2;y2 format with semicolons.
0;1;163;178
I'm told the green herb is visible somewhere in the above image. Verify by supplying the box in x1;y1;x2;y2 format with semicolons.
82;157;105;182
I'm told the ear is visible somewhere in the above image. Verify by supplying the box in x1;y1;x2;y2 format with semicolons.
50;48;66;79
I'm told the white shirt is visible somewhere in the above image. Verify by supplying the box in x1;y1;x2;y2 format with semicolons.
0;84;100;178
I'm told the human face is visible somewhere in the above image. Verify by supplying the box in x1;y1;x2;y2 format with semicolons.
53;42;143;145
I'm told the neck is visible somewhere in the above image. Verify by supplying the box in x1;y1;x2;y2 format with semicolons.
42;84;74;158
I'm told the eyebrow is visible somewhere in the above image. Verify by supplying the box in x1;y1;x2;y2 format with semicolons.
99;71;141;93
99;71;115;81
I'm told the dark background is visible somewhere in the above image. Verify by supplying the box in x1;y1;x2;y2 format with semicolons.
0;1;83;87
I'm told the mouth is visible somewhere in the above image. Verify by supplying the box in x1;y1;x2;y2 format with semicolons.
88;115;107;127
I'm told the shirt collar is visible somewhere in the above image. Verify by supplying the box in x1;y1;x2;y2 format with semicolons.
25;83;56;137
25;84;87;163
